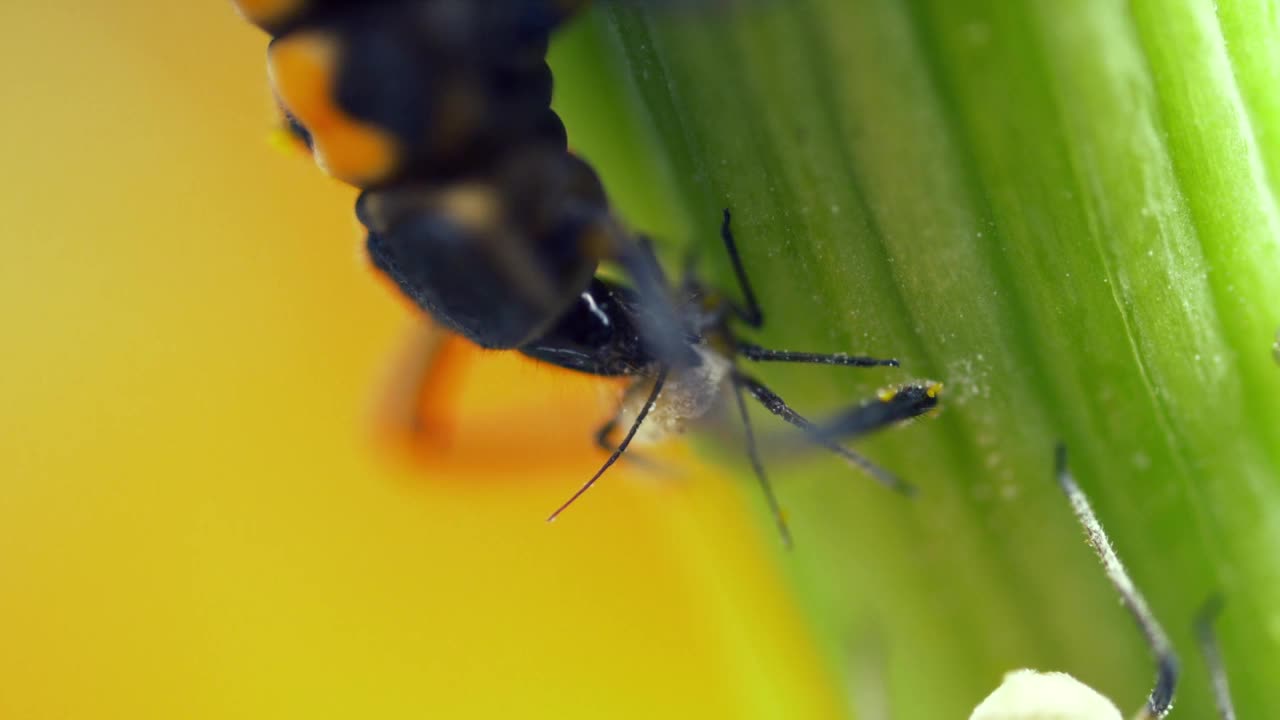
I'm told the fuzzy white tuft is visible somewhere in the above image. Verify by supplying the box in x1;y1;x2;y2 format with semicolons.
618;344;732;445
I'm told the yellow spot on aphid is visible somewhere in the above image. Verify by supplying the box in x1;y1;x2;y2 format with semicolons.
926;382;943;399
877;387;896;402
269;32;401;187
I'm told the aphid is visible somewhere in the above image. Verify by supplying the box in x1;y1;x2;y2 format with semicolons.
970;446;1234;720
539;210;941;544
231;1;940;537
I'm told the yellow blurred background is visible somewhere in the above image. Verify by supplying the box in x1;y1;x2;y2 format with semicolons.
0;3;843;718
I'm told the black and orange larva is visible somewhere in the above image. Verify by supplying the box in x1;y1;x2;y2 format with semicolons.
236;0;651;352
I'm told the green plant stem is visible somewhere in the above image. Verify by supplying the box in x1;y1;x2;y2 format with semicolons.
553;1;1280;716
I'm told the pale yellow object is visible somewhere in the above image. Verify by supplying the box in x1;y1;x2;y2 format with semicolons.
970;670;1123;720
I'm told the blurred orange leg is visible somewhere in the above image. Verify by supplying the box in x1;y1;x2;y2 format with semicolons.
373;319;471;457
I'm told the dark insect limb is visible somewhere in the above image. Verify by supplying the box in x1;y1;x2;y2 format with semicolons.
737;342;899;369
547;365;671;522
1054;445;1178;720
592;377;652;452
678;237;701;295
719;209;764;328
593;416;619;453
730;373;793;547
810;382;941;446
594;408;665;474
733;372;915;495
614;235;699;368
1195;595;1237;720
719;209;897;366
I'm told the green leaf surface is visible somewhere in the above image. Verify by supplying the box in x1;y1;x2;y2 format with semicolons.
553;1;1280;716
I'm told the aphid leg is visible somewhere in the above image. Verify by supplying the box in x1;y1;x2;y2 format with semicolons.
811;383;941;446
547;365;671;522
1054;445;1178;720
592;377;651;454
614;236;698;368
732;371;915;495
729;371;793;547
737;342;899;369
719;208;764;328
678;236;701;295
720;210;897;367
1195;595;1236;720
593;399;664;474
635;234;683;312
593;416;620;453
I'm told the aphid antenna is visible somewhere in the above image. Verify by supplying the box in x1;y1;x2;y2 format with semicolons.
1194;595;1236;720
546;365;671;522
1054;444;1178;720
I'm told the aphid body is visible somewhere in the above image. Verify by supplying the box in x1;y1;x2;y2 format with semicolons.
615;344;731;445
538;211;942;542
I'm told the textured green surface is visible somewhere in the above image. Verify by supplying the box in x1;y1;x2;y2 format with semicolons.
553;1;1280;717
